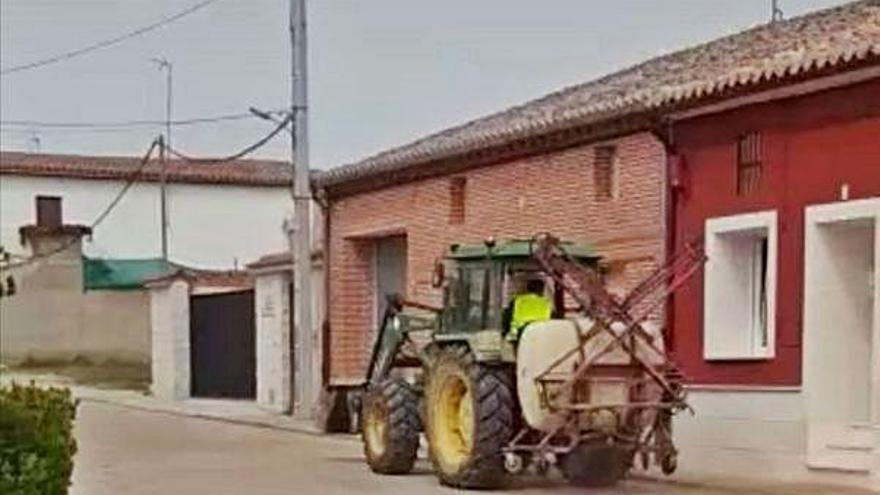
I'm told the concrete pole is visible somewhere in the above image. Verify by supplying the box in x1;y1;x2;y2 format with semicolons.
290;0;317;419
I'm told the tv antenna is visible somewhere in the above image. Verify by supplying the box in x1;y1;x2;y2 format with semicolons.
771;0;784;23
27;132;41;152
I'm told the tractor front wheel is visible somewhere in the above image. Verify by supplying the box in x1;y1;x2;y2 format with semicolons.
361;378;421;474
424;346;515;489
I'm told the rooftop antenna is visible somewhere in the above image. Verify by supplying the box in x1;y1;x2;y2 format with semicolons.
771;0;784;23
27;132;41;152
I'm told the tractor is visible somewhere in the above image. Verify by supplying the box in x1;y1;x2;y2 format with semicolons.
359;234;704;488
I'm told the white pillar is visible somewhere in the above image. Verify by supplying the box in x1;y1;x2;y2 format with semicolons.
150;279;190;400
255;272;292;413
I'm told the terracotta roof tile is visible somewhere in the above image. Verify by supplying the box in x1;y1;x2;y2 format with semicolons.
316;0;880;190
143;268;252;289
0;151;292;187
247;251;292;270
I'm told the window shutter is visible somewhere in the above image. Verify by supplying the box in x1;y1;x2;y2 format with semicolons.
736;132;762;195
594;146;617;201
449;177;467;224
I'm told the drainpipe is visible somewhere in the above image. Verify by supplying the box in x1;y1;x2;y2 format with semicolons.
313;187;332;389
651;119;681;352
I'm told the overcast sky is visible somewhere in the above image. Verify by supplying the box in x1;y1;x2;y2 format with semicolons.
0;0;849;169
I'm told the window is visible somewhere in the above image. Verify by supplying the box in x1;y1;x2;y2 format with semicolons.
447;266;496;331
736;131;762;195
704;210;777;360
594;145;618;201
36;196;62;228
449;177;467;224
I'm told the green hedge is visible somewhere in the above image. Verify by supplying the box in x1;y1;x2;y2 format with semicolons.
0;383;78;495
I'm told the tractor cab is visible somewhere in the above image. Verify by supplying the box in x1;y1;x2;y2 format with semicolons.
434;239;599;360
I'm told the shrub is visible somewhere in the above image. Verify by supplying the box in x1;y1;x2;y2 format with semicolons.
0;383;78;495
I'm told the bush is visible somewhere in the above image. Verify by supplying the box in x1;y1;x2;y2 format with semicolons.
0;383;78;495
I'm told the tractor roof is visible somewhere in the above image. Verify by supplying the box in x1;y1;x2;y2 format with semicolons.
447;239;597;261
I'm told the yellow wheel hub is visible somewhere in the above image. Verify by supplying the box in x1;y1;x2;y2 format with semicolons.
433;374;474;469
364;403;386;457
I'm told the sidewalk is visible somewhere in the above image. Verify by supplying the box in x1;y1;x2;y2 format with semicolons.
0;369;332;438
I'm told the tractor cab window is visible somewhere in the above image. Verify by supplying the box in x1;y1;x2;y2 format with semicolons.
445;265;499;331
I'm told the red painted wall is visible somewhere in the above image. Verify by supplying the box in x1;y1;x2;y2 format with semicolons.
671;79;880;385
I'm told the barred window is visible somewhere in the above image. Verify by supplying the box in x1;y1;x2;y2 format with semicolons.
594;145;618;201
449;177;467;224
736;132;762;195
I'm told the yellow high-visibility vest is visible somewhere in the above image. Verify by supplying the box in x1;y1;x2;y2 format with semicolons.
508;293;552;340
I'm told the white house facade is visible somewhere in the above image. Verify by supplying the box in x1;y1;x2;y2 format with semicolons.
0;152;293;269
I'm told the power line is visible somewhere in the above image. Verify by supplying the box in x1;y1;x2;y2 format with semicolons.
0;0;222;76
0;110;287;130
2;137;162;270
165;113;292;164
1;127;165;136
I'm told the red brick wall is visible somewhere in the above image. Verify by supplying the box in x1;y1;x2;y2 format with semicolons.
671;79;880;386
326;132;666;383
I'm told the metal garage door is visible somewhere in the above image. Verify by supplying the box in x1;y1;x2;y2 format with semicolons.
190;290;256;399
375;236;407;326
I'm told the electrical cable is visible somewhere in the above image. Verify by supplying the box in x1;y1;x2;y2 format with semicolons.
1;110;287;130
1;137;162;270
164;113;292;164
0;0;222;76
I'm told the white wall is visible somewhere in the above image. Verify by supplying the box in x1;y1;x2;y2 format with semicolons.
0;175;291;269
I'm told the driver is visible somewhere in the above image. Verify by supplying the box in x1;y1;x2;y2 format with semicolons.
505;277;552;342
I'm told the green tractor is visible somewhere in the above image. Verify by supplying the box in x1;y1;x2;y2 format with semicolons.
359;234;704;489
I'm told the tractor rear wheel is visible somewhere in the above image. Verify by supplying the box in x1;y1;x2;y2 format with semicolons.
560;441;630;487
361;378;421;474
424;346;514;489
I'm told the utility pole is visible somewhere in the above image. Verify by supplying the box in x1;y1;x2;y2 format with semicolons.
290;0;316;419
151;57;172;261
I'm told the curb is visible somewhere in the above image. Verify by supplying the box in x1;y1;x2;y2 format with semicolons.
78;395;358;442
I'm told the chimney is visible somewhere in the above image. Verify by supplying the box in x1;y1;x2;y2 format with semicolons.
19;196;91;258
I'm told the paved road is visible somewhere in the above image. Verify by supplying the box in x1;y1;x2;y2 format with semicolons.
71;401;872;495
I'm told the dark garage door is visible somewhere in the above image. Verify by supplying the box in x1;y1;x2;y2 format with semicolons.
190;290;256;399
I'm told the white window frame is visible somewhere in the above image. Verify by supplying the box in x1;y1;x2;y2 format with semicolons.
704;210;778;360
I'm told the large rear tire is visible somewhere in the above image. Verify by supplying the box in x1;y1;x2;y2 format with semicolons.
361;378;421;474
424;346;514;489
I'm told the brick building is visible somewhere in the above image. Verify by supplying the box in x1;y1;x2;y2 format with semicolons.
316;132;666;383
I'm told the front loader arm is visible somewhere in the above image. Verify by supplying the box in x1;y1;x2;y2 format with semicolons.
365;294;441;387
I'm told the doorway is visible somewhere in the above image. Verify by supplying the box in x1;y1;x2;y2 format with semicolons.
374;236;407;329
190;290;257;399
803;197;879;472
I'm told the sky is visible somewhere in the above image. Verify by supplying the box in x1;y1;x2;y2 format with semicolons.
0;0;851;169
